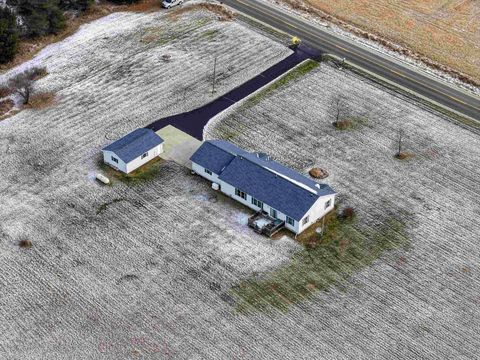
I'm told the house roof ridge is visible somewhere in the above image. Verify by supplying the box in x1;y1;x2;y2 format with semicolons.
237;154;320;197
205;139;335;197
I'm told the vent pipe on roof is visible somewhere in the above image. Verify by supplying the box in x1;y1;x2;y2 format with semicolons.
256;152;270;161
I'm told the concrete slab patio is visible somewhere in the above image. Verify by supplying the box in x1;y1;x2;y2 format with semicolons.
156;125;202;168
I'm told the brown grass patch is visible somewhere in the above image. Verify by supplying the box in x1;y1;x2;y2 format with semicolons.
0;99;14;116
26;92;56;110
169;3;235;21
340;207;355;221
333;119;353;130
0;86;12;98
0;109;20;121
125;0;163;12
279;0;480;86
309;167;329;179
139;27;165;44
395;151;415;160
18;239;32;249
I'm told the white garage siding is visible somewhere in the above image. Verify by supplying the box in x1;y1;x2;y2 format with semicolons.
103;143;163;174
125;143;163;174
103;150;127;173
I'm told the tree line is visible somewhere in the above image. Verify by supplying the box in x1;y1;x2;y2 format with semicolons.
0;0;142;64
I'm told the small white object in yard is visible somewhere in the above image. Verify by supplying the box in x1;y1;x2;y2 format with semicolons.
161;54;172;62
315;227;322;235
96;173;110;185
212;182;220;191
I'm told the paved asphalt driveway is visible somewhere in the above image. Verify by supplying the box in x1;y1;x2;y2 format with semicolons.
146;44;318;140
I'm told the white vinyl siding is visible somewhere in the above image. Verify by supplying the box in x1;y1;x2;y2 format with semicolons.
191;163;221;184
298;194;336;233
190;160;335;235
125;143;163;174
103;143;163;174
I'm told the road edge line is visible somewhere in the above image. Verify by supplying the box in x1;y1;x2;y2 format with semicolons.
324;54;480;133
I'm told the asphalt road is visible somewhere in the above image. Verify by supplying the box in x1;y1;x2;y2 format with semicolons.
222;0;480;122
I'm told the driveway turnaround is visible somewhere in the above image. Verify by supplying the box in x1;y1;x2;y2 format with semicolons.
146;45;320;140
155;125;201;168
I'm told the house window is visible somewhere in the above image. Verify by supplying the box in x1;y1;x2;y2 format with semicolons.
204;168;212;175
302;216;309;226
325;199;332;209
111;156;118;163
235;188;247;200
141;152;149;159
270;208;277;218
252;197;263;209
286;216;295;226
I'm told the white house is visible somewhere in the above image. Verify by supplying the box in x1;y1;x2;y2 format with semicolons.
102;128;164;174
190;140;336;235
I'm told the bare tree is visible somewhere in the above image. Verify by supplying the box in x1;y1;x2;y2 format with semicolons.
7;67;47;105
331;95;349;126
8;70;34;105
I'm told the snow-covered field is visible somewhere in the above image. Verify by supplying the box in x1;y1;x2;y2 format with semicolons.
0;8;309;359
206;61;480;358
2;3;480;359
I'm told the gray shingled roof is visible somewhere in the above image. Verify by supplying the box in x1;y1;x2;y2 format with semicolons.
190;140;336;220
103;128;164;163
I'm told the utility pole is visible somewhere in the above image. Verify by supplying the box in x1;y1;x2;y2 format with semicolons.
397;129;404;157
212;57;217;94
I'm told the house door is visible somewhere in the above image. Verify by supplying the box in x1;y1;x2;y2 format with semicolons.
270;208;277;219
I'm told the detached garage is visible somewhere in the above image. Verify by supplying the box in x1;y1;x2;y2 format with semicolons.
102;128;164;174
